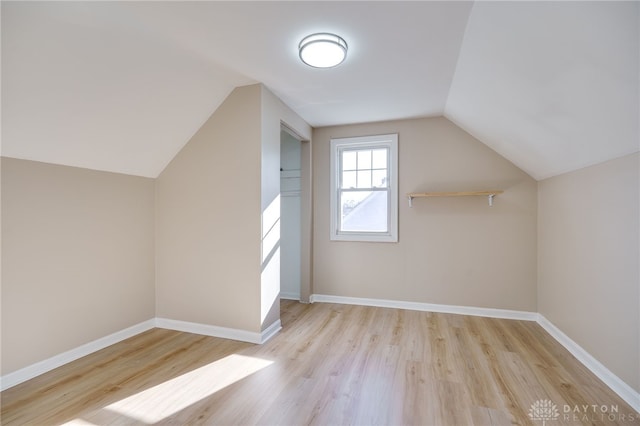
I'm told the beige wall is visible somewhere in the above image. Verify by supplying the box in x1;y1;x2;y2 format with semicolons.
1;83;310;378
155;84;310;333
313;117;538;311
259;87;311;330
538;152;640;392
155;85;263;332
4;86;635;400
1;158;155;374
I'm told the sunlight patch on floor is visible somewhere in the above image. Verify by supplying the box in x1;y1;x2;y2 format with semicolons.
60;420;98;426
73;354;274;424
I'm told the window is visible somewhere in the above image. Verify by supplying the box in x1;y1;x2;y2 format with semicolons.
330;134;398;242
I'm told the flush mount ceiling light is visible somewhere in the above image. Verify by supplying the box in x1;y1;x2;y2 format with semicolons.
299;33;348;68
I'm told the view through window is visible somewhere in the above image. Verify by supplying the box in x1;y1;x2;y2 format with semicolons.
340;147;389;232
330;134;398;242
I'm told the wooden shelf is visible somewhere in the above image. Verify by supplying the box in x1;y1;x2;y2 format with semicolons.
407;190;504;207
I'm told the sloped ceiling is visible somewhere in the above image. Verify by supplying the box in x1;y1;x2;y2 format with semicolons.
2;1;638;180
446;1;639;180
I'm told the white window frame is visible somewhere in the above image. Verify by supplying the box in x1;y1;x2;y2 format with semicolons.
330;133;398;242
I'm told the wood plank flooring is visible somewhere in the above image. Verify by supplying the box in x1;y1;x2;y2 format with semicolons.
2;300;639;425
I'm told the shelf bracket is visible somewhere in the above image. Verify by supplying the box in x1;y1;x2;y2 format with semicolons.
408;196;414;208
488;194;495;207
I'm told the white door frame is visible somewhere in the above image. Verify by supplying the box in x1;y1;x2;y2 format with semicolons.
281;123;313;302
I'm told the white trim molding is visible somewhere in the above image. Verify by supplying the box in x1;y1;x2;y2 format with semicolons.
537;314;640;413
260;320;282;344
310;294;538;321
0;319;155;391
3;298;637;415
329;134;399;243
309;294;640;414
1;317;282;392
280;292;301;301
155;318;281;345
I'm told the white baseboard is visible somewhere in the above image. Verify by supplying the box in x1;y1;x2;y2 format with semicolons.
1;316;283;392
280;292;301;301
155;318;281;345
309;293;639;414
4;299;637;414
260;320;282;344
0;319;155;391
310;294;538;321
537;314;640;413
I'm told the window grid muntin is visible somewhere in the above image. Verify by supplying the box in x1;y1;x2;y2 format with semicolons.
330;133;398;243
337;145;391;234
339;147;389;190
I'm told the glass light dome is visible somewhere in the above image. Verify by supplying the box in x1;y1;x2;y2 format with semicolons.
299;33;348;68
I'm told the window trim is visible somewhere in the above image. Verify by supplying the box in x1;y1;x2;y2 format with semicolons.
330;133;398;242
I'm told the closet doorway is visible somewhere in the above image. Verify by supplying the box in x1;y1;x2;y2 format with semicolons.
280;125;312;302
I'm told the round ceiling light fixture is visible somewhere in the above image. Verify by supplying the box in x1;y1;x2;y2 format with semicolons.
299;33;348;68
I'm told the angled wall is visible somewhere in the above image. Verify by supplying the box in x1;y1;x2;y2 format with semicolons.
1;158;155;375
1;83;310;385
155;85;263;332
155;84;311;335
538;152;640;393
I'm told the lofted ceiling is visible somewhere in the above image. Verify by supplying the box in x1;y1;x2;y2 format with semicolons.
2;1;638;180
446;1;639;179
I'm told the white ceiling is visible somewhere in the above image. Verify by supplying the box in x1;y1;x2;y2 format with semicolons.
446;1;639;180
2;1;638;180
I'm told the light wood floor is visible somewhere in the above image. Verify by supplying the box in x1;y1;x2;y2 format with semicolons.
2;301;638;425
